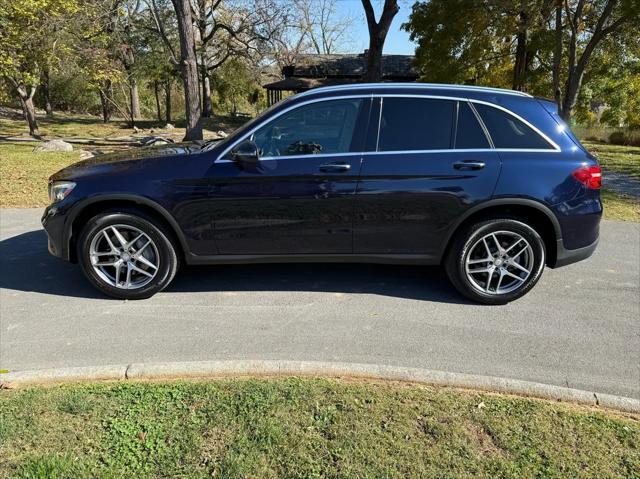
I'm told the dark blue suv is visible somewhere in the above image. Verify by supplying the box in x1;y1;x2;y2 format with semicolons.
42;83;602;304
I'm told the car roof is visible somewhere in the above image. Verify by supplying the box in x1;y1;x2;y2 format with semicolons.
295;83;533;101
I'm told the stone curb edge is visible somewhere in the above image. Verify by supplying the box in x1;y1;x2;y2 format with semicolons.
1;360;638;414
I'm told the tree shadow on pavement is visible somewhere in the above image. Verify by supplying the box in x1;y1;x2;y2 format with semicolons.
1;230;471;304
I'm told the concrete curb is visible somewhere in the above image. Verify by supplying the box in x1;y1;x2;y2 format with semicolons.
1;360;638;414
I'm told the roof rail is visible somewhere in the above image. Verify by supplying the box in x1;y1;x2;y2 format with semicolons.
295;82;533;98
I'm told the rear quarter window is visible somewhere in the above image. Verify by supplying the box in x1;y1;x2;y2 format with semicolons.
455;102;491;149
474;103;554;150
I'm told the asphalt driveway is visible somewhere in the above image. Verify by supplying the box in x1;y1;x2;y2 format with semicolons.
1;208;638;399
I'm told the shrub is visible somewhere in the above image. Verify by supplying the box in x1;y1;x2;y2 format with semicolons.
609;130;640;147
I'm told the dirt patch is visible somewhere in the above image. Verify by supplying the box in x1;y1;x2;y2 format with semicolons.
464;420;510;458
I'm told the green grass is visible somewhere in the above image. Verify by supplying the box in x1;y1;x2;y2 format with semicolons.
582;141;640;179
602;189;640;222
0;378;638;478
0;111;247;208
0;114;139;139
0;142;80;207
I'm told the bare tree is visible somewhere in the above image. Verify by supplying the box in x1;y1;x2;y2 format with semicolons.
171;0;203;139
297;0;354;54
267;0;353;70
361;0;399;82
146;0;202;138
192;0;283;117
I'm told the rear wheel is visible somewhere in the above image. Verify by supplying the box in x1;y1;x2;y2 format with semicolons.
445;218;546;304
77;212;178;299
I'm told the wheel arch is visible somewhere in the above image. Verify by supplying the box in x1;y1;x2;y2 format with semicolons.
65;195;189;263
440;198;562;267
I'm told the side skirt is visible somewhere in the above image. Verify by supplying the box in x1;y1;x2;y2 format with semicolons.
185;253;441;266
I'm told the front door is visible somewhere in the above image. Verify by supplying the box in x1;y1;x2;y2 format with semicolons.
354;97;502;257
210;97;370;255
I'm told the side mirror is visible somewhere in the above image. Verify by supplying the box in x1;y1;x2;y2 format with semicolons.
230;140;259;167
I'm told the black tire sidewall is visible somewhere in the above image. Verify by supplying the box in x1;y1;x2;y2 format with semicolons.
446;219;546;305
78;212;177;299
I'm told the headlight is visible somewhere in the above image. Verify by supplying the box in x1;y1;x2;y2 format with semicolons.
49;181;76;203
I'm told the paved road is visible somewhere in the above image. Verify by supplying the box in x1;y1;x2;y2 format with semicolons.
1;209;639;398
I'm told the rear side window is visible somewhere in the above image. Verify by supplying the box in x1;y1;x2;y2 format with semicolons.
455;102;490;148
378;98;454;151
474;103;553;149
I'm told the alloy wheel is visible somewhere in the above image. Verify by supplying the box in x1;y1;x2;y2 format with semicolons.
89;224;160;289
464;230;534;295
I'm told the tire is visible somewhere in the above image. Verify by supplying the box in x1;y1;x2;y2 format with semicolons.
77;211;178;300
445;218;546;305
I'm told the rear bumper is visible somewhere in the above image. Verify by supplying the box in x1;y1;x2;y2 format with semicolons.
552;236;598;268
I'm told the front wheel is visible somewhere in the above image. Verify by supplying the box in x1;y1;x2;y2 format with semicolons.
77;212;178;299
445;218;546;305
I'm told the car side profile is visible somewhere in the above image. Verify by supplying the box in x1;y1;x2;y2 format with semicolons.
42;83;602;304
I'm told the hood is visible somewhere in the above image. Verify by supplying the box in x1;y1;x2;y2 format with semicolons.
50;142;214;181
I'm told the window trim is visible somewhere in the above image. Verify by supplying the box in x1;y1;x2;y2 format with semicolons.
467;101;495;148
216;93;560;163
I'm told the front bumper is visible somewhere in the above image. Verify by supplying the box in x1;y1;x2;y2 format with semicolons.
42;205;70;261
553;236;599;268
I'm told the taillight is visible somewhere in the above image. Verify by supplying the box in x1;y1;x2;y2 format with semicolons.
572;165;602;189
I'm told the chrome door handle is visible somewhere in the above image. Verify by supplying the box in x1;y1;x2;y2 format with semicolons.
453;160;486;170
319;162;351;173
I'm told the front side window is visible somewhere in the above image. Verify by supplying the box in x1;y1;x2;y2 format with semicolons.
252;98;365;157
474;103;554;149
377;97;455;151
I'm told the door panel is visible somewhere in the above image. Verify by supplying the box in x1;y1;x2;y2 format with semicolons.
208;157;360;254
208;97;370;255
354;151;501;255
354;97;501;255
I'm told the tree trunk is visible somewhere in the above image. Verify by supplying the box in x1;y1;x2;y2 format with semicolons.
11;82;40;137
552;0;562;108
99;79;114;123
361;0;399;82
364;37;384;82
512;10;529;91
559;0;622;121
154;80;163;121
203;76;212;117
129;76;141;120
561;72;583;122
41;67;53;117
200;52;213;117
165;80;172;123
172;0;203;141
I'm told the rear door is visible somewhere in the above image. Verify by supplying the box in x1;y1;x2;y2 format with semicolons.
354;96;501;256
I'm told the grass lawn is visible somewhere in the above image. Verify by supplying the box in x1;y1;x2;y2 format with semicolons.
582;141;640;179
0;142;80;208
602;189;640;222
0;378;638;478
0;111;245;140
